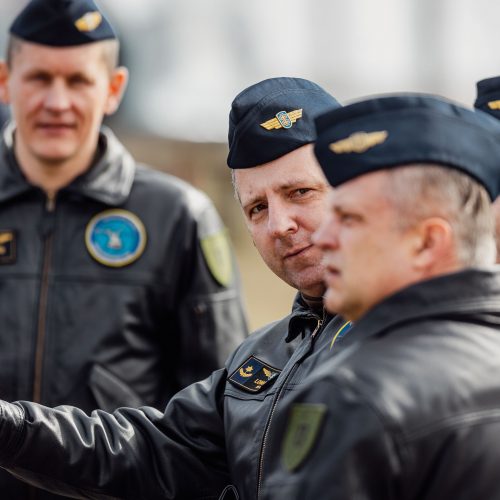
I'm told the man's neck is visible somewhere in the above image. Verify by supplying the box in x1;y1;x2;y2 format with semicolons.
14;139;95;197
300;293;324;314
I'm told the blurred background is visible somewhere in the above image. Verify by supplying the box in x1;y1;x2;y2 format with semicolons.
0;0;499;330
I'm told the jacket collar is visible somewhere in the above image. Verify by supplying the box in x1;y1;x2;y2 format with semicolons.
0;124;135;205
286;292;329;342
346;268;500;345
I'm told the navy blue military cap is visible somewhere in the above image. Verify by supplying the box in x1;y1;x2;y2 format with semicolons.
9;0;116;47
227;77;340;169
314;94;500;199
474;76;500;120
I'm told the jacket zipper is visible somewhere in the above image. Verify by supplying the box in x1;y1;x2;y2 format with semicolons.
256;316;323;499
33;194;56;403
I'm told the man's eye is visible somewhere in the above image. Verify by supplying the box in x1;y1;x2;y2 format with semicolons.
294;188;311;196
69;76;90;85
339;213;357;223
249;204;266;216
28;74;50;83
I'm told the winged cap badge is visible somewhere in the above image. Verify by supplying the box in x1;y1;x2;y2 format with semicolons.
329;131;388;154
488;100;500;110
260;109;303;130
74;11;103;32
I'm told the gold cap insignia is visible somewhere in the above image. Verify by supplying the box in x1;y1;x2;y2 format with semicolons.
260;109;303;130
74;11;103;32
329;131;388;154
487;100;500;110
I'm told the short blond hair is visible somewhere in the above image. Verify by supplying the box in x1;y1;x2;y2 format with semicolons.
6;35;120;74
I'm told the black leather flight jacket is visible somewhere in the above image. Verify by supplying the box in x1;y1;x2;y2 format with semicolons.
262;268;500;500
0;293;350;499
0;125;248;498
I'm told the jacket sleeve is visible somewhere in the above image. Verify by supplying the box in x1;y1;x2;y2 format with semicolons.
261;374;402;500
173;192;248;388
0;369;230;500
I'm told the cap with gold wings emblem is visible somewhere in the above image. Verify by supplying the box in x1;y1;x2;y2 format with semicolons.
260;109;303;130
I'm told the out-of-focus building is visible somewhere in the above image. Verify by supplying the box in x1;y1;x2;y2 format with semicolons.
1;0;500;328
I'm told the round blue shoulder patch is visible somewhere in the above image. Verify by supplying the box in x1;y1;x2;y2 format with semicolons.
85;210;147;267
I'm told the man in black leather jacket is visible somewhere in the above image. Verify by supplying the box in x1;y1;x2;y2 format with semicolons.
0;1;248;498
0;73;355;498
261;95;500;500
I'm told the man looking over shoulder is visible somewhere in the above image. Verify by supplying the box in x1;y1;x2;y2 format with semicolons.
262;94;500;500
0;77;351;500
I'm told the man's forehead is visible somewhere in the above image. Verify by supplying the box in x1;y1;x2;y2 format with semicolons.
236;167;311;197
235;157;325;201
11;40;108;70
330;170;389;205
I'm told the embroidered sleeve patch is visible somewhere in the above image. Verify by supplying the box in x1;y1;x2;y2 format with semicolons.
228;356;281;393
281;403;327;471
200;228;233;287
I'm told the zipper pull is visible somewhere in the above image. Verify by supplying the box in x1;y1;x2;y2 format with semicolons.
40;193;57;238
311;318;323;338
46;192;56;212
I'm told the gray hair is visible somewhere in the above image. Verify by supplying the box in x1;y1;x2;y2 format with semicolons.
230;168;241;203
385;164;495;266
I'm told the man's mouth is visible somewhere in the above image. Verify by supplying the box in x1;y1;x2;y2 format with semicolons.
36;122;76;131
284;244;312;259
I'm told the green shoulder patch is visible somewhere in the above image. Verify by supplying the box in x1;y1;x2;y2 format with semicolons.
200;228;233;287
281;403;327;472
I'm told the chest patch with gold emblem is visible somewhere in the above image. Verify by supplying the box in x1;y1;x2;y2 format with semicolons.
228;356;281;393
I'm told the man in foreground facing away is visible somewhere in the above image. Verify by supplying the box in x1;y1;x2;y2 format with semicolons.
261;94;500;500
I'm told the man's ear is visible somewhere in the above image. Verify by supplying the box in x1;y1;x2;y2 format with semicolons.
104;66;128;116
0;61;11;104
411;217;454;272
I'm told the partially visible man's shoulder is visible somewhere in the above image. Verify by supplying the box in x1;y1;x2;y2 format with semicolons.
131;163;214;217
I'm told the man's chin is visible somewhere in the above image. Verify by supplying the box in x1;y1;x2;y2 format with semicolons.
292;277;326;299
33;150;76;166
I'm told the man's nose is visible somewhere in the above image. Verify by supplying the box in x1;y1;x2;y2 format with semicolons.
44;80;71;112
268;203;299;238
